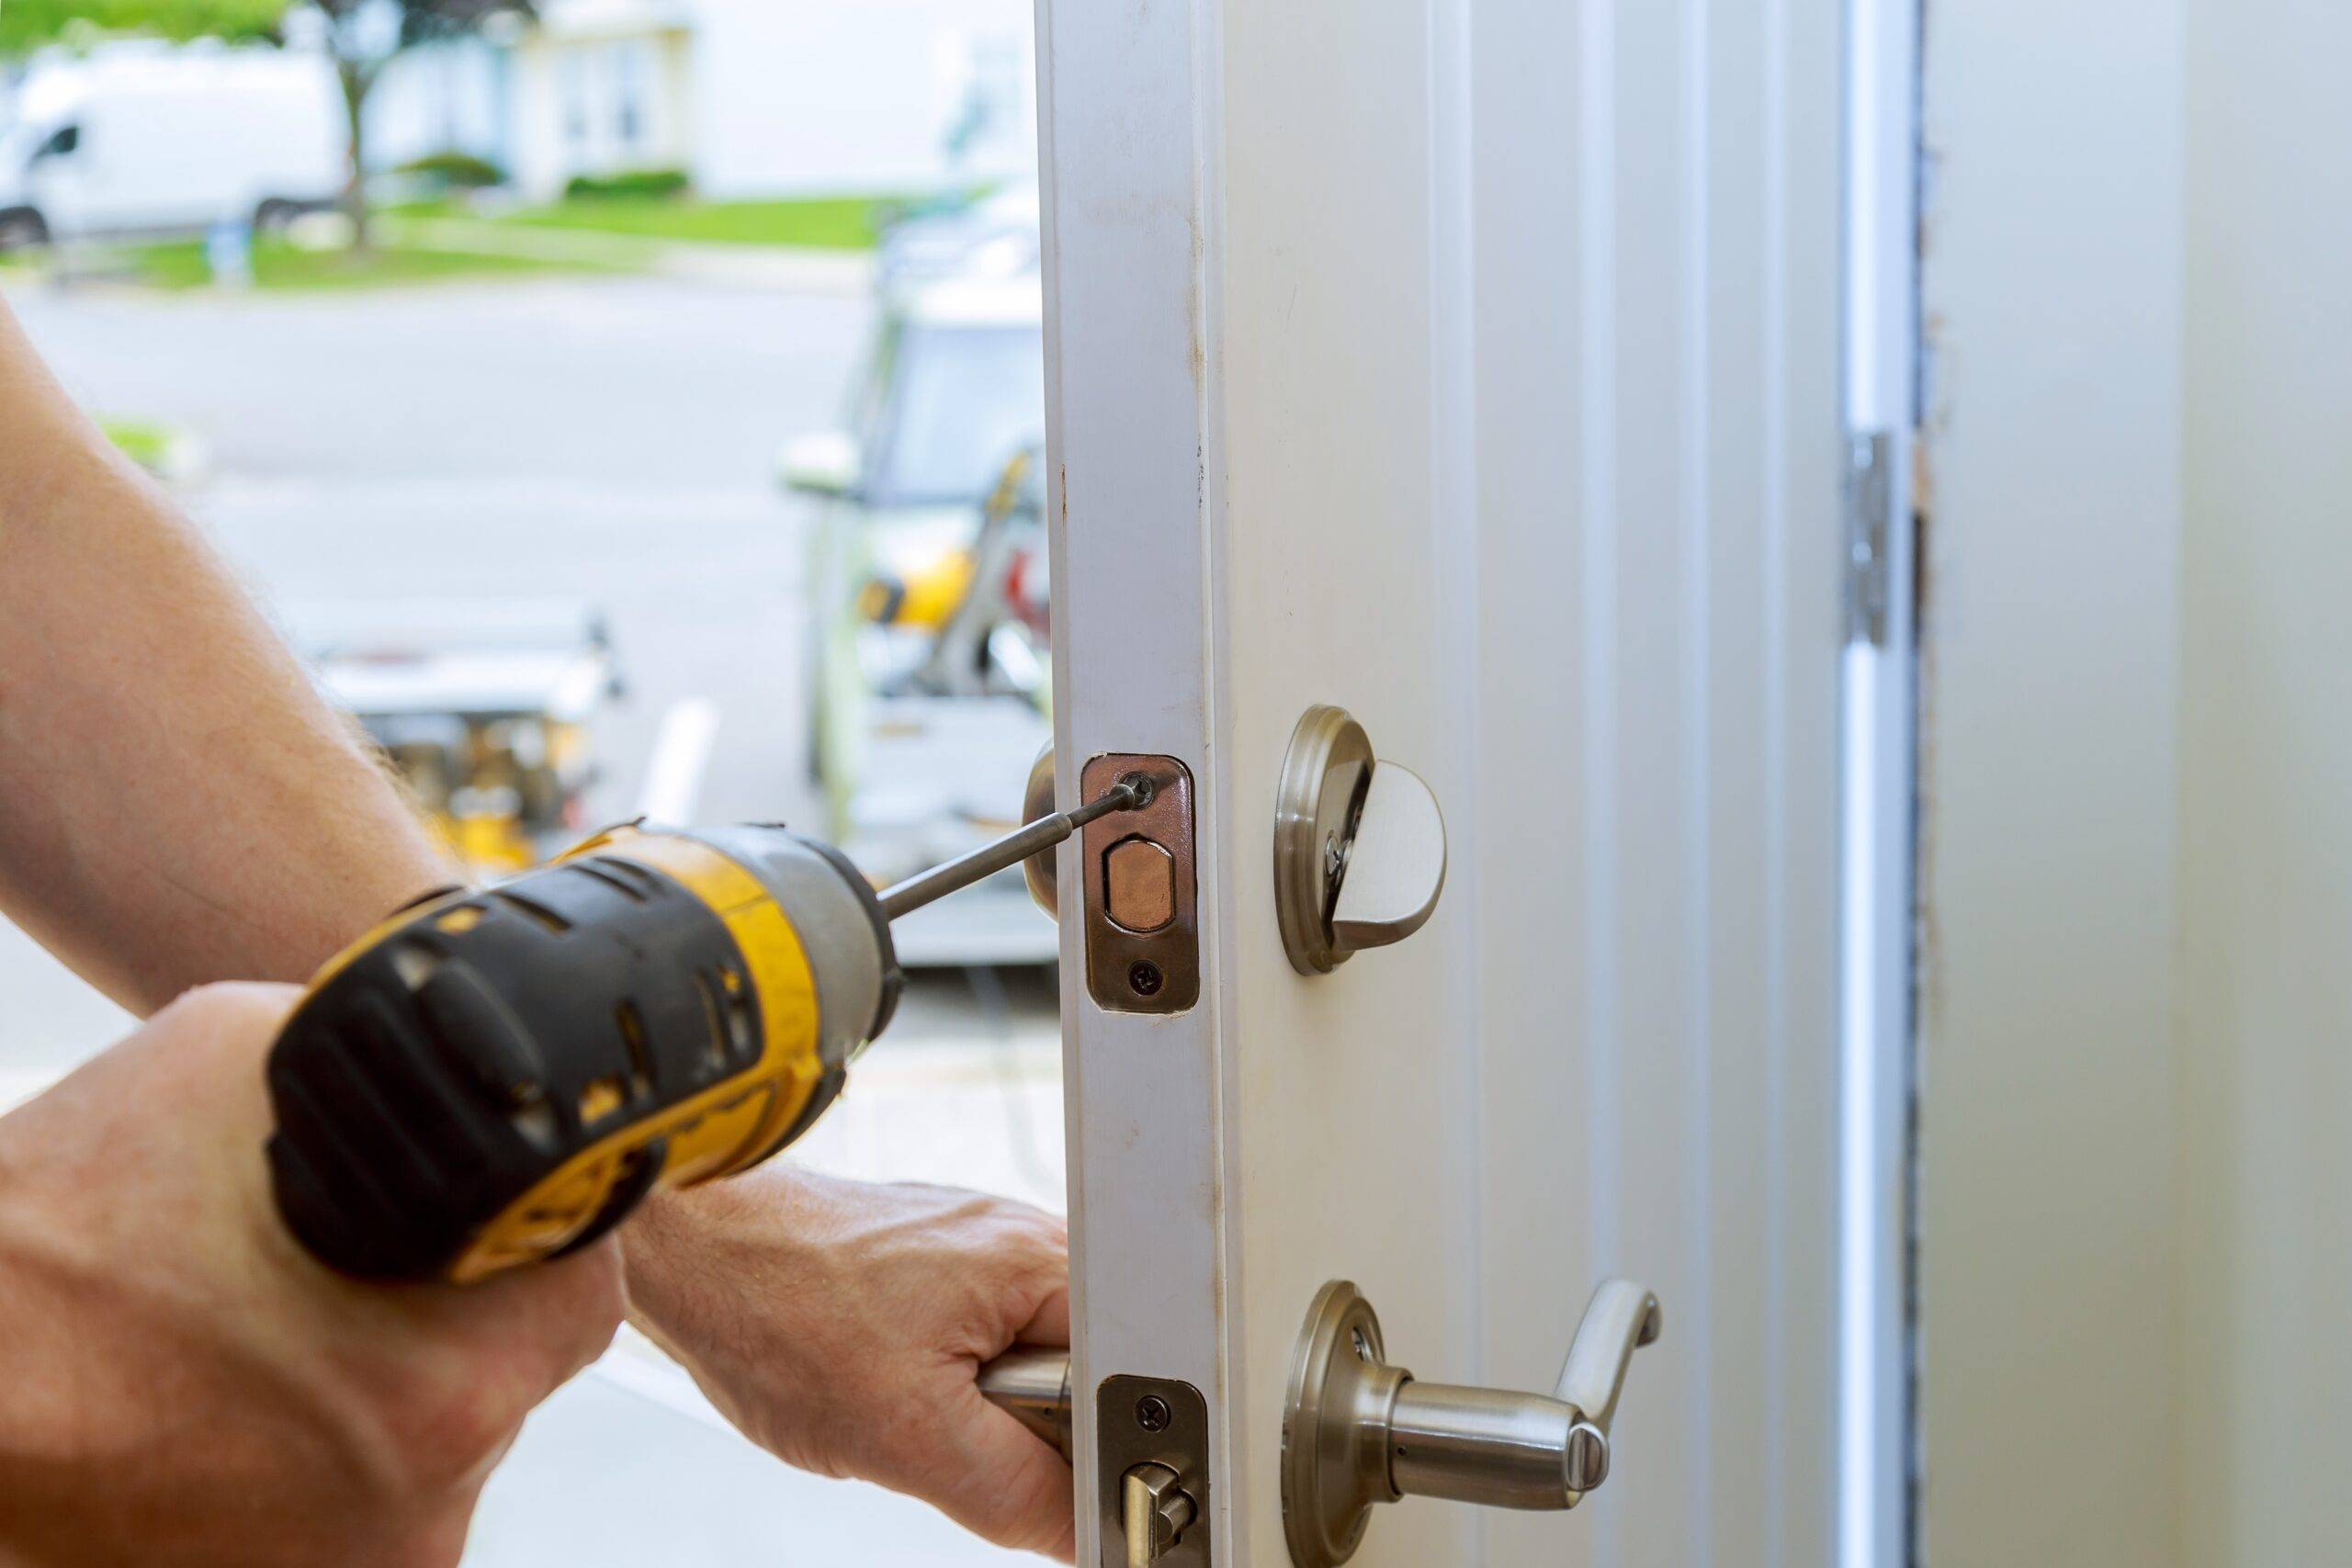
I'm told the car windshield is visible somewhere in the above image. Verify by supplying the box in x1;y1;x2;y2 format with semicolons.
865;321;1045;508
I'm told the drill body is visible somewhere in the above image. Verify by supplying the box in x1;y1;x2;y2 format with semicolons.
266;824;900;1283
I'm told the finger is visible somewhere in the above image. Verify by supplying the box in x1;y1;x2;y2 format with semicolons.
1016;1277;1069;1348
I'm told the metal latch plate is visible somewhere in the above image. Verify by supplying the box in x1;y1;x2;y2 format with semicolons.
1080;753;1198;1013
1097;1374;1212;1567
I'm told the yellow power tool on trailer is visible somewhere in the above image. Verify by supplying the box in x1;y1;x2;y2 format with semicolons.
266;778;1148;1284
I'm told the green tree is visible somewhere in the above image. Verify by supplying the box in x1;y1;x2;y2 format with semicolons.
0;0;282;55
0;0;529;245
308;1;529;244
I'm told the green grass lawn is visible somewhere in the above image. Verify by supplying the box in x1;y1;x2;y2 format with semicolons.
3;187;976;293
497;192;918;250
99;418;177;469
131;235;600;291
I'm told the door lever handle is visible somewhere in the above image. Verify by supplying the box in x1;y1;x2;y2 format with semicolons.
977;1345;1073;1458
977;1281;1660;1568
1281;1278;1664;1567
1553;1279;1663;1492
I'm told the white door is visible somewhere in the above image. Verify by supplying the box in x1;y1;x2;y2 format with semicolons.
1036;1;1846;1563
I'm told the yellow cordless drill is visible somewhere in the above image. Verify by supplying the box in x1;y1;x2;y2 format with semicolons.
266;778;1148;1283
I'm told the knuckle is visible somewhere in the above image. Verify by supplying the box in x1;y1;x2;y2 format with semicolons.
939;1189;1002;1229
550;1243;628;1331
500;1255;625;1388
1007;1218;1068;1269
364;1349;526;1495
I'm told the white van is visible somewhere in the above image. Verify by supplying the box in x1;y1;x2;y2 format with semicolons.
0;43;346;249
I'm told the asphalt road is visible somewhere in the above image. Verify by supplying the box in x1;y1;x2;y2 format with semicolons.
14;272;863;821
3;272;865;1081
1;274;1061;1565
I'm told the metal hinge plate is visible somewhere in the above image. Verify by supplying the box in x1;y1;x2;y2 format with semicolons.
1846;429;1894;646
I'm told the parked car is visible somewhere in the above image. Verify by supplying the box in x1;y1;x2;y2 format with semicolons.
0;43;344;250
292;601;620;875
876;181;1040;288
782;270;1055;966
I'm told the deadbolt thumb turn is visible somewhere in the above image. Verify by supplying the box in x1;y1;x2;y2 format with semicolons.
1281;1277;1662;1567
1275;705;1447;975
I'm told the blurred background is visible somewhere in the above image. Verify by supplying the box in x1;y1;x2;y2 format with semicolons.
0;2;1063;1559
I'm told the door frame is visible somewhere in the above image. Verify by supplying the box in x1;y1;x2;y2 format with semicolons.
1034;2;1234;1562
1838;1;1921;1565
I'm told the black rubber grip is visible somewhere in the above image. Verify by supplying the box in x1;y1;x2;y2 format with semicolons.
266;854;760;1280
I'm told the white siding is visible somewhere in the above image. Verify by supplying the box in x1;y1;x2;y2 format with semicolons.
686;0;1035;197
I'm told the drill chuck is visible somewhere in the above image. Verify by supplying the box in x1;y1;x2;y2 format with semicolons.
266;824;900;1282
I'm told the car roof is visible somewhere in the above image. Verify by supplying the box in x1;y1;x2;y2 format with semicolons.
894;272;1043;329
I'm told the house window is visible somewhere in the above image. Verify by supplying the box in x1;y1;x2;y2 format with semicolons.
613;41;650;152
560;51;589;147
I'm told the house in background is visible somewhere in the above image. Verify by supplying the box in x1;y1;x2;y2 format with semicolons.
505;0;693;196
369;0;1035;200
681;0;1034;196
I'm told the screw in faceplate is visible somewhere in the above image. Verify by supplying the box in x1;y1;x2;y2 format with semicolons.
1136;1395;1173;1433
1128;960;1165;998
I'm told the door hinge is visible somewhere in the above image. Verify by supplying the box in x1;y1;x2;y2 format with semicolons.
1845;429;1894;647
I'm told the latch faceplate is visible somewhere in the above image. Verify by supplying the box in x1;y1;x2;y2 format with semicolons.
1098;1373;1211;1567
1080;753;1199;1013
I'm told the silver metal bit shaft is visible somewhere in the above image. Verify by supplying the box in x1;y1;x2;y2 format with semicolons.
877;774;1151;920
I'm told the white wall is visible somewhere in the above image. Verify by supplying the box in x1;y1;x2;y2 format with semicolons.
1917;2;2186;1563
1923;3;2352;1562
2178;3;2352;1558
503;28;693;200
688;0;1034;197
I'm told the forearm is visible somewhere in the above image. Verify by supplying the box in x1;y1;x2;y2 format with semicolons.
0;299;453;1014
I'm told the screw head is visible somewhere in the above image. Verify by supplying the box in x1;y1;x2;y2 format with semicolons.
1136;1394;1173;1432
1128;959;1165;998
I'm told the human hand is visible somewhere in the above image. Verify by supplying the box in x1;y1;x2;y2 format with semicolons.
0;983;623;1568
624;1168;1076;1560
